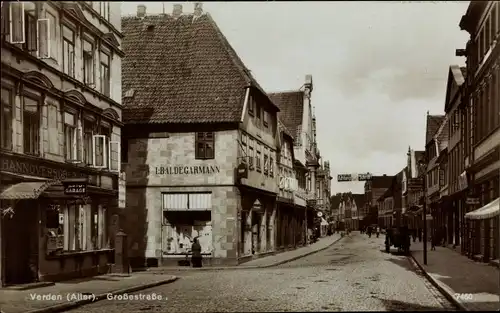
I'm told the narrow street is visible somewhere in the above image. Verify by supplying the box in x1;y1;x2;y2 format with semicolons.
68;233;456;312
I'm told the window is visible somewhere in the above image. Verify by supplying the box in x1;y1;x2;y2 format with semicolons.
46;204;108;254
8;2;25;44
256;144;262;172
62;26;75;77
248;94;255;115
241;133;247;163
23;95;39;155
256;103;261;120
36;18;50;59
64;111;82;162
1;87;13;150
23;10;36;55
264;154;269;175
491;72;498;129
195;132;214;159
248;142;254;169
100;51;110;96
263;111;269;127
46;12;57;60
100;2;109;20
93;124;110;168
269;156;274;177
83;39;95;86
83;119;94;165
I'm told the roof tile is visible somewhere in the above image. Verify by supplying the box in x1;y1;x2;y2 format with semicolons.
426;115;445;144
121;13;273;124
268;91;304;139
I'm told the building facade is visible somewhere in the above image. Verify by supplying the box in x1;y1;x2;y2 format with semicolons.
276;120;306;249
425;114;448;241
443;65;467;249
459;1;500;263
402;148;426;231
0;1;123;285
122;4;284;267
363;175;393;228
269;75;320;243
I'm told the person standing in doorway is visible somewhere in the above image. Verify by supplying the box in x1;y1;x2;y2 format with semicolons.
191;238;202;268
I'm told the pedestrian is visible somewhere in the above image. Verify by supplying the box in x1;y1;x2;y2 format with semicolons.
411;228;416;243
191;237;203;268
376;226;380;238
367;226;372;238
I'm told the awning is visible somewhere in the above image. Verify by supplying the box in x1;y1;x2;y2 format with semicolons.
0;181;57;200
465;198;499;220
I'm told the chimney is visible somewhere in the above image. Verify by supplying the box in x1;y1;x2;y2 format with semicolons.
194;2;203;17
172;4;182;18
137;4;146;18
304;74;313;91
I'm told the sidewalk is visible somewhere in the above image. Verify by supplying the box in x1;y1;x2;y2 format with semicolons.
0;273;178;313
148;233;344;272
410;241;500;311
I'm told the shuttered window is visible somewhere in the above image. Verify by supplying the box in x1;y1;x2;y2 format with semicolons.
162;193;212;211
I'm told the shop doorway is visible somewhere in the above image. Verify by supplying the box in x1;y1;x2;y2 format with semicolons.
3;200;38;285
251;211;262;254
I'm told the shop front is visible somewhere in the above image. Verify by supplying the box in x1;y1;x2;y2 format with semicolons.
238;186;276;263
0;151;118;286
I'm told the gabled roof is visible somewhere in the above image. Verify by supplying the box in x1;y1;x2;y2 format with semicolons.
278;119;294;140
352;193;366;209
268;91;304;139
444;65;466;113
426;114;445;145
121;13;277;124
435;116;449;151
371;175;394;189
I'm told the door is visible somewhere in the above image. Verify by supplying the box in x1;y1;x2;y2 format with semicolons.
4;200;38;285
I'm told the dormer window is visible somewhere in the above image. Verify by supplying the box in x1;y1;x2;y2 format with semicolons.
263;111;269;127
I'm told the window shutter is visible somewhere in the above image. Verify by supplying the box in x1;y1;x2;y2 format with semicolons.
109;140;120;173
76;126;83;162
36;18;50;58
9;2;24;44
103;136;108;168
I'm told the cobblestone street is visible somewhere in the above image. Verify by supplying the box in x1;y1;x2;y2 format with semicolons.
68;233;456;312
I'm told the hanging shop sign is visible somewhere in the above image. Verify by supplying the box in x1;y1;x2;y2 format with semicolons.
63;179;87;195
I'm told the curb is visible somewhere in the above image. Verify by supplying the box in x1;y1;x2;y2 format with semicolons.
145;235;345;272
24;276;179;313
258;235;345;268
408;253;468;312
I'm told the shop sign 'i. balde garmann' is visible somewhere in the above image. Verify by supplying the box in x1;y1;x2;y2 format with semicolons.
154;165;221;175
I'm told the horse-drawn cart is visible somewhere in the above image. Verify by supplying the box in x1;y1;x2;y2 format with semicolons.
385;227;411;254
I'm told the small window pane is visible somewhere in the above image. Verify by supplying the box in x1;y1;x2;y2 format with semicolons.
24;97;38;112
64;112;75;125
62;25;73;41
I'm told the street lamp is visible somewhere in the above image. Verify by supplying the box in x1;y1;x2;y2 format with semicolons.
418;160;428;265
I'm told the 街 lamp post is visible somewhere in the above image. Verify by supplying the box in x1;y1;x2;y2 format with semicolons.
418;160;428;265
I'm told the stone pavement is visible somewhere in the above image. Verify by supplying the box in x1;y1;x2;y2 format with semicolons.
0;273;178;313
148;233;344;272
410;241;500;311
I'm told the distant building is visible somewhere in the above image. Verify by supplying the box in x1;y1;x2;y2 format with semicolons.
363;175;393;227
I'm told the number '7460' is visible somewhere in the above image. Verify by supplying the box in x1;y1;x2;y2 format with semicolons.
454;293;473;301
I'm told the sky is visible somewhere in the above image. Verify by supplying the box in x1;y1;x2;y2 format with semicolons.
121;1;470;194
